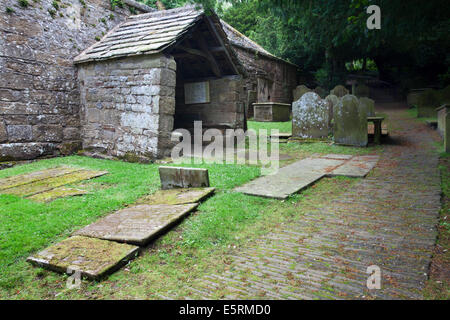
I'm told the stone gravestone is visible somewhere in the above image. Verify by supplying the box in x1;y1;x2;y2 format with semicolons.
314;86;328;98
330;85;349;98
159;167;210;189
436;104;450;152
293;85;312;102
292;92;330;139
417;88;441;117
333;95;368;147
359;97;376;117
353;84;370;98
325;94;339;131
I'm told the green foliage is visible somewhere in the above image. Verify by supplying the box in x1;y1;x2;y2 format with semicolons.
18;0;29;8
6;7;15;13
48;8;56;18
52;1;59;10
110;0;124;10
137;0;189;10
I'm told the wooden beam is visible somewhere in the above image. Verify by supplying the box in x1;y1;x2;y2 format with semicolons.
195;35;221;77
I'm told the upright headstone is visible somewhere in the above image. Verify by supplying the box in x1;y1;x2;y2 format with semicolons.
159;167;210;189
353;84;370;98
293;85;312;102
314;86;328;99
330;85;349;98
333;95;368;147
325;94;339;131
292;92;330;139
359;97;376;117
417;88;441;117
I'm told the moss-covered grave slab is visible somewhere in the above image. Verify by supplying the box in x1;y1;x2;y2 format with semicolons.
28;187;88;202
26;236;139;280
0;167;81;191
3;169;108;197
137;187;215;205
74;203;198;245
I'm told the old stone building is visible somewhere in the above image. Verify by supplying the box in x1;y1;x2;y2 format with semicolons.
75;5;246;159
1;2;298;162
220;20;298;116
0;0;153;161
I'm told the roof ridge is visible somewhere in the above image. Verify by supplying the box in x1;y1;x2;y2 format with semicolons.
128;4;202;19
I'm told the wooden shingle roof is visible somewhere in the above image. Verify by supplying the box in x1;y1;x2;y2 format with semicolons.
74;5;205;63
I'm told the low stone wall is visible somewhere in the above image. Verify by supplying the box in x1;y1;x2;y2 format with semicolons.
77;54;176;160
0;0;150;161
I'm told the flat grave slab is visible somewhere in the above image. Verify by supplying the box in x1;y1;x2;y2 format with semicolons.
3;169;108;197
159;166;209;189
27;236;139;280
74;203;198;245
137;187;215;205
235;158;344;199
235;155;379;199
0;167;81;191
28;187;88;202
328;155;379;178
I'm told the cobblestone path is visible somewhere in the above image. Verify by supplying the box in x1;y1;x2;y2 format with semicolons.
181;103;442;299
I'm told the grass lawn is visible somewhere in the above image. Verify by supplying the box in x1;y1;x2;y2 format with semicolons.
247;120;292;134
0;121;385;299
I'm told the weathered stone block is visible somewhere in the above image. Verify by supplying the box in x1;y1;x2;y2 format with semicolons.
6;125;33;142
32;125;63;142
159;166;210;189
314;86;328;98
0;122;7;143
333;94;368;147
0;142;57;161
253;102;291;122
292;92;330;139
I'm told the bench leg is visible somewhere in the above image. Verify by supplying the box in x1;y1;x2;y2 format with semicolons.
374;122;381;144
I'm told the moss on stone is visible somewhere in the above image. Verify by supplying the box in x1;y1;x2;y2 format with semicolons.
28;187;88;202
137;187;215;205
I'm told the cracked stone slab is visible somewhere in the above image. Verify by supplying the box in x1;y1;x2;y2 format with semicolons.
27;236;139;280
0;167;81;191
319;154;354;160
137;187;215;205
235;158;344;199
74;203;198;245
28;187;88;202
3;169;108;196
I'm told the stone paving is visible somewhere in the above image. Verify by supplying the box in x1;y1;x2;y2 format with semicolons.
178;103;441;299
234;155;379;199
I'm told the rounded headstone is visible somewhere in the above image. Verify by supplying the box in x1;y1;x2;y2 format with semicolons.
292;92;330;139
314;86;328;99
359;97;375;117
330;85;349;98
333;94;368;147
293;85;312;102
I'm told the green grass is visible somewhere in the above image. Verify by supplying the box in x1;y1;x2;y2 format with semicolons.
247;120;292;134
406;105;437;123
0;155;260;296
